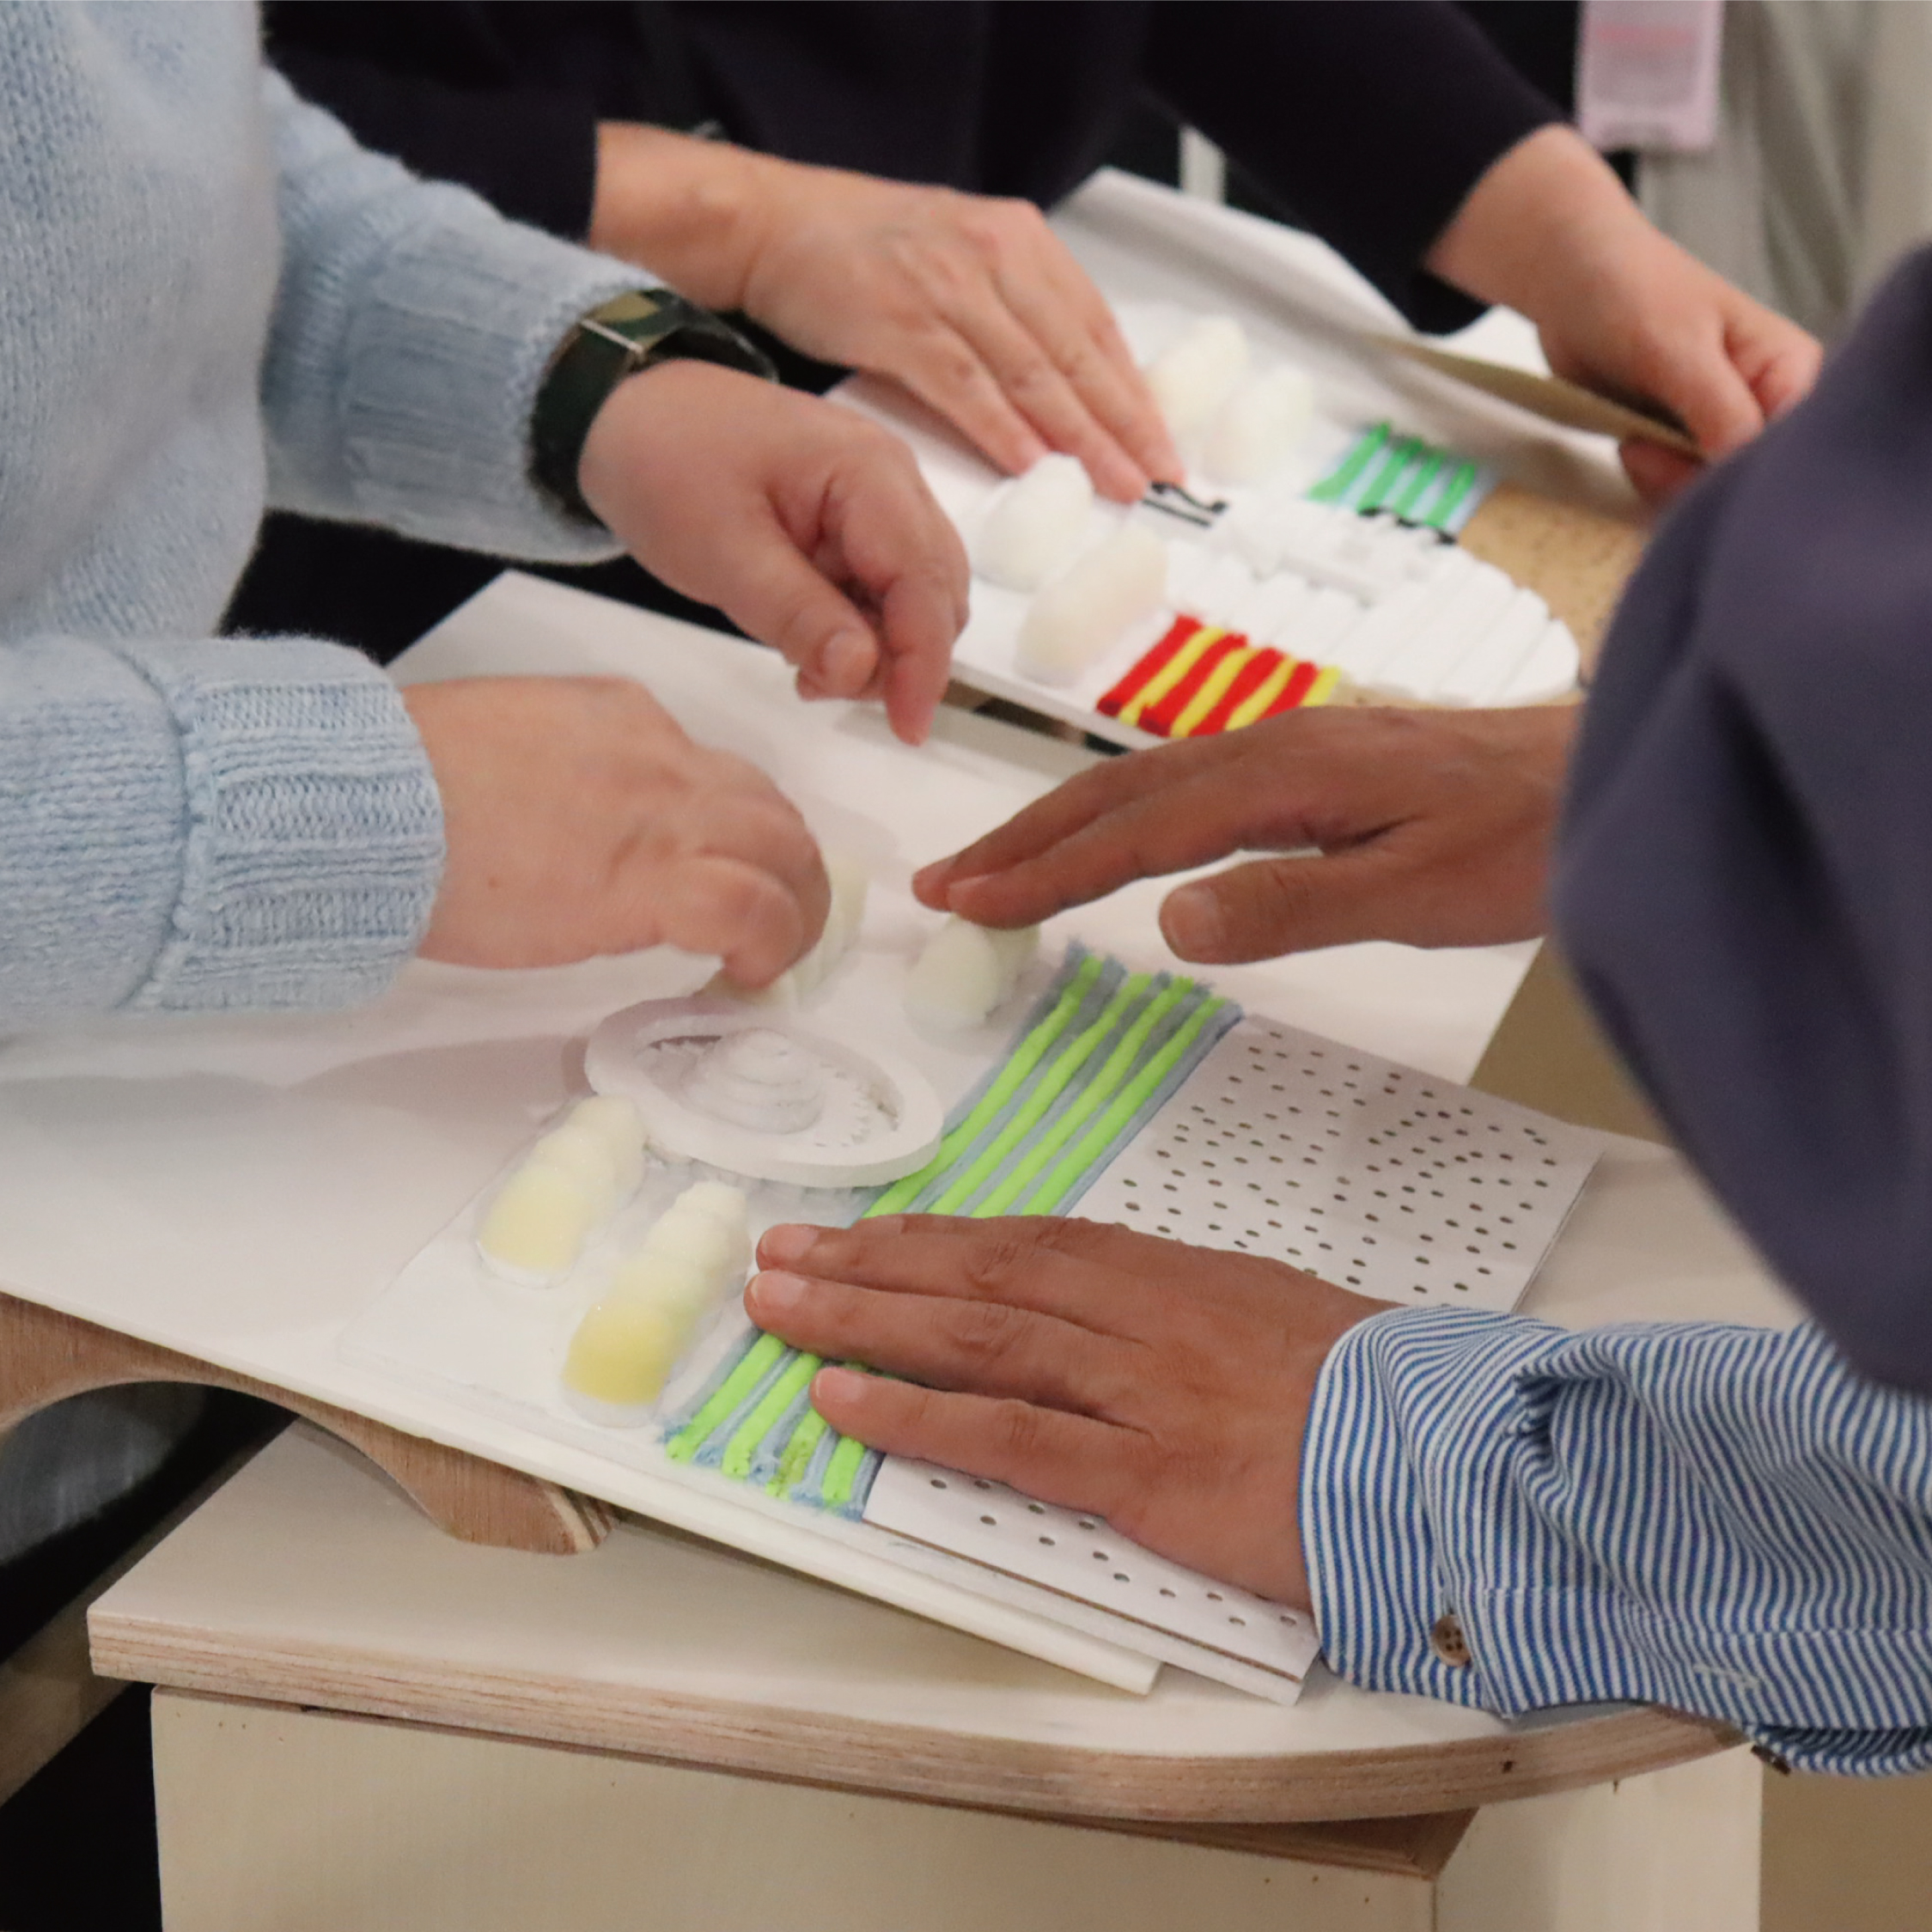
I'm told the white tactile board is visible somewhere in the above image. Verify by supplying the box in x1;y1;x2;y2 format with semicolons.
1075;1016;1600;1313
838;283;1581;750
863;1460;1321;1695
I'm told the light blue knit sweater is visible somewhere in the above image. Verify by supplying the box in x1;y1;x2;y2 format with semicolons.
0;3;646;1030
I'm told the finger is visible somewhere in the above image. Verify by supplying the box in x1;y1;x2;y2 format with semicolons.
871;559;960;746
708;505;890;692
942;753;1327;930
1000;253;1183;485
1734;320;1822;422
803;453;968;746
637;852;816;984
1161;848;1427;961
896;320;1053;479
1620;438;1702;507
747;1268;1141;1414
912;734;1241;912
1652;332;1764;460
753;1214;1175;1326
675;777;831;941
807;1366;1146;1523
939;286;1150;503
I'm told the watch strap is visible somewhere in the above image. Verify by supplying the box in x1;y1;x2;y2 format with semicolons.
531;289;777;521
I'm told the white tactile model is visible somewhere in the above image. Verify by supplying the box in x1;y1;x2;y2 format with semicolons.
841;301;1582;749
347;908;1599;1706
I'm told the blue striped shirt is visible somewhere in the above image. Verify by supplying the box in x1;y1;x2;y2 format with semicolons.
1301;1310;1932;1775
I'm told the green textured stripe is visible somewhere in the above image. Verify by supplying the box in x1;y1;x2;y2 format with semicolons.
722;1350;820;1479
1423;459;1480;530
974;979;1192;1217
931;975;1152;1215
1025;996;1228;1214
1308;422;1388;503
1357;436;1423;513
770;1405;830;1496
867;953;1105;1218
821;1424;873;1509
666;1330;787;1462
1389;448;1445;520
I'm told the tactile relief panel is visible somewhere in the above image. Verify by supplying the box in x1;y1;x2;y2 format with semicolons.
1073;1016;1600;1313
863;1458;1320;1689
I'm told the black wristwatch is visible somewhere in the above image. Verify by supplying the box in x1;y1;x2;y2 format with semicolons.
530;289;777;521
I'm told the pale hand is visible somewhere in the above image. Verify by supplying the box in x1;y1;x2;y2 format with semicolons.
404;676;827;984
747;1216;1378;1608
579;360;968;746
1428;125;1823;503
915;704;1575;960
592;125;1181;503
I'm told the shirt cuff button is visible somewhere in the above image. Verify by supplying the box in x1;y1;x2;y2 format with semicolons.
1429;1613;1472;1668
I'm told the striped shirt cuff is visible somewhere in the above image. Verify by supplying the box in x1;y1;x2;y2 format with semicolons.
1301;1307;1932;1776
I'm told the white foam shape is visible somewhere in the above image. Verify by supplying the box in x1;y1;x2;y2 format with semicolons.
643;1205;750;1283
565;1094;647;1198
1202;363;1317;485
585;996;945;1185
905;918;1039;1032
715;850;869;1004
1015;526;1167;686
1145;314;1249;438
475;1162;597;1287
671;1181;750;1232
972;454;1094;591
523;1120;626;1224
682;1027;828;1134
1495;620;1582;704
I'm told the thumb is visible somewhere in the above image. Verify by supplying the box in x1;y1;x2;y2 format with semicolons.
1161;850;1415;962
710;515;886;702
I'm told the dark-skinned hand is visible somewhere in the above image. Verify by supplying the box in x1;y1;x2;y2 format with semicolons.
746;1215;1378;1608
913;704;1575;962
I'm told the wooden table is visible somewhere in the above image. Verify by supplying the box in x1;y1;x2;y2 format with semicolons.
96;1424;1759;1932
66;569;1805;1930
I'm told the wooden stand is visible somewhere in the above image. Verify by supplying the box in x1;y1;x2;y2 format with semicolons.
0;1288;612;1557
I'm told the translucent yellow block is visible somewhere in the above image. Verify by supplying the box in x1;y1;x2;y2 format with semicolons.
561;1296;686;1423
476;1164;596;1285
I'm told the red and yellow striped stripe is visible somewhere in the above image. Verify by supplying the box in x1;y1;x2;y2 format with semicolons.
1094;616;1339;740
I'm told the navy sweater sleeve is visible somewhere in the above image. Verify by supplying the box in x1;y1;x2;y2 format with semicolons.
1146;1;1563;329
1557;245;1932;1397
265;44;600;241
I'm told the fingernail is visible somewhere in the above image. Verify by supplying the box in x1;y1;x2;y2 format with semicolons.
1161;884;1223;958
911;859;952;899
759;1223;817;1266
749;1269;807;1313
822;630;873;692
814;1366;869;1405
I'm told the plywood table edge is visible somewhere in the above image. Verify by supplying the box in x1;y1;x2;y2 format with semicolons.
89;1612;1737;1825
0;1287;613;1557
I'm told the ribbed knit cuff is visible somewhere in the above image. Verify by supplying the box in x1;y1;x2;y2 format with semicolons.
333;207;643;558
111;637;442;1012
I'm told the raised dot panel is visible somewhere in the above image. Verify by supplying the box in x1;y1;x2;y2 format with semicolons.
862;1458;1320;1687
1073;1017;1599;1313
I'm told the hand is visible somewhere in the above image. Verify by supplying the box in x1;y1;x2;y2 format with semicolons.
403;675;827;983
579;359;967;745
746;1216;1377;1606
1428;126;1822;504
590;125;1180;503
914;704;1575;960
